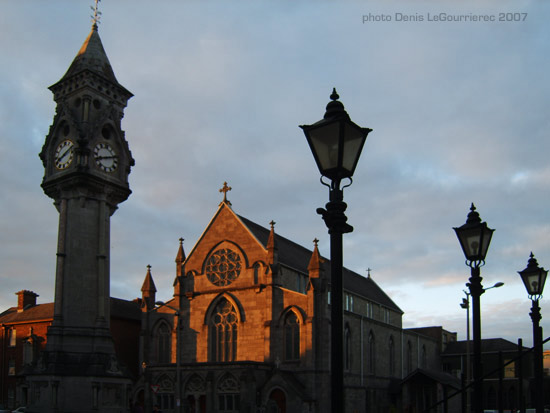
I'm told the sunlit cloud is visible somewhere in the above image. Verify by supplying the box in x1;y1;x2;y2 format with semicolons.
1;0;549;350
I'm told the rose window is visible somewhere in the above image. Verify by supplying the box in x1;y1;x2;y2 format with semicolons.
205;248;242;286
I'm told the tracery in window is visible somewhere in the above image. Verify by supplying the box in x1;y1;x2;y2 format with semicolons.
186;374;206;394
210;298;238;362
185;374;206;413
284;312;300;361
205;248;242;286
154;323;171;364
218;374;240;412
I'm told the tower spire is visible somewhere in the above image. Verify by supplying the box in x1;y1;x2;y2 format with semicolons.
175;238;186;277
308;238;324;274
267;220;279;265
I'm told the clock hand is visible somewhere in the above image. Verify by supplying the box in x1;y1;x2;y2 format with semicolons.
59;147;72;161
96;155;117;160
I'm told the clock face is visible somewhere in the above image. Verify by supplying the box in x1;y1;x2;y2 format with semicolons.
94;143;118;172
54;140;75;170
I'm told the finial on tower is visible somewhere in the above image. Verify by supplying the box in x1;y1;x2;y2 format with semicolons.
91;0;102;29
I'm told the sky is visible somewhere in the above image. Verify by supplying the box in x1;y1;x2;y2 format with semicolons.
1;0;549;349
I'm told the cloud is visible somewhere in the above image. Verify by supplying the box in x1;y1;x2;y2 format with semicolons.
1;0;549;350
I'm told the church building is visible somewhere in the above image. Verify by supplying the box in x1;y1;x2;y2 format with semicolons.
135;187;450;412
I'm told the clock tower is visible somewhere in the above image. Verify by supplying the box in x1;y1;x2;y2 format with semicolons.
26;19;134;412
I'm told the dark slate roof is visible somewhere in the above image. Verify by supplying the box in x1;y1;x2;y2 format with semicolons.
239;215;402;313
402;368;461;389
0;298;140;324
239;216;313;274
110;297;141;321
60;26;118;85
443;338;519;355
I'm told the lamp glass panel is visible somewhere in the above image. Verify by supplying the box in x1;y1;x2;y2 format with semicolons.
463;232;482;259
341;123;365;174
527;273;541;295
541;269;548;293
308;122;340;172
455;223;493;261
479;225;494;259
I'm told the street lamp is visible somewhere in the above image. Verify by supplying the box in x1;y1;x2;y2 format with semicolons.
460;282;503;413
156;301;183;413
454;203;494;413
518;253;547;413
301;88;371;413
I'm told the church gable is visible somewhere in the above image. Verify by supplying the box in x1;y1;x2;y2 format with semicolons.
184;202;269;292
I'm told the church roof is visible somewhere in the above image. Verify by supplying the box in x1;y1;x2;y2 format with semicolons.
238;215;402;313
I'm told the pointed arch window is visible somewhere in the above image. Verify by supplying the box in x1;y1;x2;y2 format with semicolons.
284;311;300;361
344;325;351;371
210;298;238;362
389;336;395;376
253;263;261;285
154;323;171;364
406;340;413;375
368;331;375;374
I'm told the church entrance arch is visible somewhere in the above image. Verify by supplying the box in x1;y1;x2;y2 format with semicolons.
267;389;286;413
184;374;206;413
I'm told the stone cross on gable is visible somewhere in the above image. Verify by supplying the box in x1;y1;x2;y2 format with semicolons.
219;182;232;205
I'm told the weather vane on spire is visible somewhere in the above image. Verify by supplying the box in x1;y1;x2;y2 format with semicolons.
91;0;102;28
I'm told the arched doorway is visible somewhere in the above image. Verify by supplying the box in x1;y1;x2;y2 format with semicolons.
268;389;286;413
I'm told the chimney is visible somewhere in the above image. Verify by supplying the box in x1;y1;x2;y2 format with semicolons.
16;290;38;312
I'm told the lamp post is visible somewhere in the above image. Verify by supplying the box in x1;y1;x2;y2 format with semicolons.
454;203;494;413
460;282;503;413
156;301;183;413
518;253;547;413
301;88;371;413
